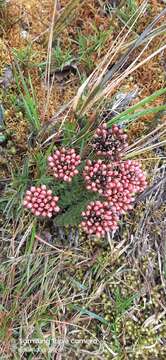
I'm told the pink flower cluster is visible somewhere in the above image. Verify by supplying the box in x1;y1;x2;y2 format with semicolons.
118;160;147;193
83;159;113;196
23;185;60;218
48;148;81;182
81;201;119;237
83;159;146;198
92;123;128;160
81;121;147;236
23;138;147;237
81;159;147;237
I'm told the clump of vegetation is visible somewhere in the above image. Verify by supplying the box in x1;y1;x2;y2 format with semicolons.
23;122;147;237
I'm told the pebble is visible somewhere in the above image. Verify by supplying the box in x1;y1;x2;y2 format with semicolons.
0;155;7;165
0;104;5;128
0;66;13;89
0;133;7;144
9;146;17;155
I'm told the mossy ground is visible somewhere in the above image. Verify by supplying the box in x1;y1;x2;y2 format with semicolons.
0;1;166;359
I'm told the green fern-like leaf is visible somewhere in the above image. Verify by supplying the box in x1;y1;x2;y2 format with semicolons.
53;174;100;226
55;192;99;226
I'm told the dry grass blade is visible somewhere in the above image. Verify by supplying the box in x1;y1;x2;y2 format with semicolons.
77;43;166;116
127;123;166;151
121;23;166;51
73;1;148;113
15;221;34;257
135;175;166;204
35;234;65;253
126;140;166;158
125;122;166;158
101;8;166;87
46;0;83;45
73;7;166;116
41;0;83;123
39;2;166;139
40;1;148;134
43;0;59;121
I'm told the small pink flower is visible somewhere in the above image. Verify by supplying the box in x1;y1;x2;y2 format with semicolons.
92;123;128;160
48;147;81;182
81;201;119;237
23;185;60;218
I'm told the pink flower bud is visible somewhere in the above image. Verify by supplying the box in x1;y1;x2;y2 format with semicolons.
27;203;32;209
30;186;36;192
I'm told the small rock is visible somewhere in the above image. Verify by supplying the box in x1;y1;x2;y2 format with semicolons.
20;30;29;40
6;140;13;148
0;133;7;144
0;104;5;128
21;21;31;31
107;0;121;6
0;66;13;89
9;146;17;155
0;155;7;165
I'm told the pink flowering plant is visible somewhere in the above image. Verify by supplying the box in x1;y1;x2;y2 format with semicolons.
23;122;147;238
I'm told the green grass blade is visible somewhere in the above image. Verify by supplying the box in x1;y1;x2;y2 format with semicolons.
14;63;40;132
108;87;166;126
109;104;166;126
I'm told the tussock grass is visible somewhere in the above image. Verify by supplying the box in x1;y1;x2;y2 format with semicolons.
47;0;83;45
72;6;166;115
13;63;41;133
41;3;166;149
